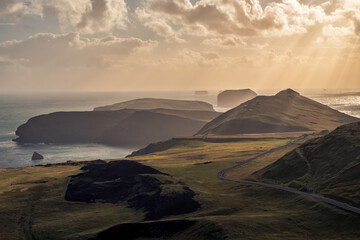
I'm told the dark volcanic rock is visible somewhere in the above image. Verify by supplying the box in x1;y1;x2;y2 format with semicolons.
217;89;257;108
65;160;200;220
31;152;44;160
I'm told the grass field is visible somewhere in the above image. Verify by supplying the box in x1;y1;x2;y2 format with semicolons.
1;134;360;239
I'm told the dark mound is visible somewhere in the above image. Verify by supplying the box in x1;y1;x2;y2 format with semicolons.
198;89;357;135
90;220;225;240
65;160;200;220
217;89;257;108
254;121;360;207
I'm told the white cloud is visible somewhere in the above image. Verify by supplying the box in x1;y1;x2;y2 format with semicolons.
144;20;185;42
136;0;328;39
0;0;129;34
203;36;246;48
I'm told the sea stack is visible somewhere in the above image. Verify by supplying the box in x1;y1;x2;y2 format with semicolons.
217;89;257;108
32;152;44;161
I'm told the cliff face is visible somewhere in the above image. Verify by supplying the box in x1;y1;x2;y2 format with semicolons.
198;89;358;135
94;98;215;112
14;109;210;147
217;89;257;108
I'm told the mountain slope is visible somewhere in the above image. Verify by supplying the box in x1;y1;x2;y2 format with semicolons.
254;121;360;207
94;98;215;112
98;111;206;146
197;89;357;135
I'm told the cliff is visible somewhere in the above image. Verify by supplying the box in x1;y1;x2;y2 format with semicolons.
217;89;257;108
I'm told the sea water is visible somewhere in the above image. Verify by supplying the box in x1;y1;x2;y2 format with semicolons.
0;90;359;168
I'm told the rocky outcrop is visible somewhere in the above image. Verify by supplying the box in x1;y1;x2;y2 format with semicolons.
94;98;215;112
198;89;358;135
65;160;200;220
32;152;44;160
217;89;257;108
13;109;212;147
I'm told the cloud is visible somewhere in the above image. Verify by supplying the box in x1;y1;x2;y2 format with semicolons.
203;36;246;48
0;22;16;25
144;20;185;42
75;0;128;34
0;0;40;19
0;0;128;34
177;48;225;67
0;32;157;68
136;0;328;39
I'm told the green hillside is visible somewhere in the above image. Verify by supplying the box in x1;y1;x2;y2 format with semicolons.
254;121;360;207
197;89;357;135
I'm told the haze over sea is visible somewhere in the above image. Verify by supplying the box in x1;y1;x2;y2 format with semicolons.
0;90;359;168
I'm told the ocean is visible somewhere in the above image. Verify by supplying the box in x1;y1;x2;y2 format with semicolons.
0;90;359;169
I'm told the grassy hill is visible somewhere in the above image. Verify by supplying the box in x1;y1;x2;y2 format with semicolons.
254;121;360;207
94;98;215;112
197;89;358;135
2;134;360;239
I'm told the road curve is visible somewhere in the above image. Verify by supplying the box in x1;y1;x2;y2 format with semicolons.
218;138;360;215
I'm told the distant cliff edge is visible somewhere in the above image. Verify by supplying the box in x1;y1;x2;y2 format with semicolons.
217;89;257;108
94;98;215;112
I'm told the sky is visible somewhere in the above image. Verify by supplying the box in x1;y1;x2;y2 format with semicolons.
0;0;359;92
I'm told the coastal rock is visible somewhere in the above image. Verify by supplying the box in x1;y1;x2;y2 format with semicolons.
217;89;257;108
32;152;44;160
65;160;200;220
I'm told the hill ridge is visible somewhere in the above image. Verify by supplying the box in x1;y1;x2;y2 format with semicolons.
197;89;357;135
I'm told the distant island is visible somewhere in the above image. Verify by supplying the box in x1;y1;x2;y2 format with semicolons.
94;98;215;112
217;89;257;108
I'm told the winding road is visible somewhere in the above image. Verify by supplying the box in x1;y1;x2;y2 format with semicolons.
218;138;360;215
